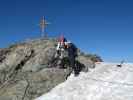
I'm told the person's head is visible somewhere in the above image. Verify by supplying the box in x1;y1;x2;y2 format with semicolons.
58;34;64;42
59;34;67;42
65;41;71;48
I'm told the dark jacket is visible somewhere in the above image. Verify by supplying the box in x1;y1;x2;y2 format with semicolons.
67;43;77;58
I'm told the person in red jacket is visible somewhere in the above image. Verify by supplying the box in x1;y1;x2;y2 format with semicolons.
56;34;67;53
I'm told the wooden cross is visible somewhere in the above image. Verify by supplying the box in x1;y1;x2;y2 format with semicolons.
39;16;50;38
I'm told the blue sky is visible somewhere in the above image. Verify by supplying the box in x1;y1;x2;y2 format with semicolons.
0;0;133;62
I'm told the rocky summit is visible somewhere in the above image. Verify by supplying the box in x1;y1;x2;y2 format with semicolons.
0;38;98;100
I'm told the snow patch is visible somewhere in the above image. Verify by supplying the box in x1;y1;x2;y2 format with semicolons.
35;63;133;100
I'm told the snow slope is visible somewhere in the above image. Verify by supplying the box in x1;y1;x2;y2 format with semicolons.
35;63;133;100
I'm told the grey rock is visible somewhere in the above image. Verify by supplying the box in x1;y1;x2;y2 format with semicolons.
77;55;95;71
0;38;97;100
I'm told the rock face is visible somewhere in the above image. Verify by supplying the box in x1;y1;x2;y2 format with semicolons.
0;38;97;100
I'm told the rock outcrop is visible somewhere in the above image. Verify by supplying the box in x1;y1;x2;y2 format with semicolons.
0;38;100;100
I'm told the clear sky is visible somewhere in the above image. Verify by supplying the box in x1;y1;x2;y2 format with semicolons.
0;0;133;62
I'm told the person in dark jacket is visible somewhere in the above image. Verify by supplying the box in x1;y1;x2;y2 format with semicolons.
66;42;79;76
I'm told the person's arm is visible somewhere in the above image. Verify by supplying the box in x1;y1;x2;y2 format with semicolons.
56;43;60;50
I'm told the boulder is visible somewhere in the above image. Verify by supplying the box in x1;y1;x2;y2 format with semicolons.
0;38;97;100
